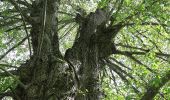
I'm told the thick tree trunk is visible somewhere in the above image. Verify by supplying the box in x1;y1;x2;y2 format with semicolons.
14;0;70;99
13;1;121;99
73;35;101;100
66;9;119;99
1;0;168;100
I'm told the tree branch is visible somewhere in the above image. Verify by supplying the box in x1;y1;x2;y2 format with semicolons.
8;0;31;22
115;50;156;73
7;0;32;56
126;22;168;27
105;59;140;94
116;43;150;52
0;92;13;100
141;70;170;100
0;34;30;61
0;67;25;88
0;70;18;77
115;50;170;58
0;19;21;28
106;59;135;80
16;0;31;8
0;64;18;68
109;57;132;70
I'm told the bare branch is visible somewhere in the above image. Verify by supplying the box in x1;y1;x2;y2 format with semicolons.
109;57;132;70
0;67;25;88
16;0;31;8
0;34;30;61
106;59;135;80
59;23;77;40
126;22;168;27
115;51;155;73
115;50;170;58
58;11;75;16
0;70;18;77
109;69;119;93
105;60;140;94
116;43;150;52
0;92;13;100
8;0;31;22
5;25;25;32
0;64;18;68
7;0;32;56
0;19;21;28
135;29;163;53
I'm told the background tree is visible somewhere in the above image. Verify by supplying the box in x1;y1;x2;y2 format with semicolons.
0;0;169;100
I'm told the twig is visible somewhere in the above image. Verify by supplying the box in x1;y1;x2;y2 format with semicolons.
9;0;32;57
0;64;18;68
0;92;13;99
0;67;25;89
0;34;30;61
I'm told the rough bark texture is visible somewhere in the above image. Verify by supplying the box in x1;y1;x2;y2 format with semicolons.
13;1;122;100
0;0;169;100
14;0;70;99
0;0;168;99
65;9;121;99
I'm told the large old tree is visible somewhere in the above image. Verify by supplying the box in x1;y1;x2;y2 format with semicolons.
0;0;170;100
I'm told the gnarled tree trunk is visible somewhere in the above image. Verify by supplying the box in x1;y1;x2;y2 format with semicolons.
15;0;69;99
14;1;121;100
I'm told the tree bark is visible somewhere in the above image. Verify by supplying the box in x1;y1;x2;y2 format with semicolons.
13;2;123;100
67;9;120;100
0;0;169;100
14;0;70;99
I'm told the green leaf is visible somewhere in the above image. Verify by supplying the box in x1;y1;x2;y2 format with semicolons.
97;0;109;8
125;0;131;5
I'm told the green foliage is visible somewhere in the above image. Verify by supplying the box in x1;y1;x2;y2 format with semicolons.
102;77;125;100
97;0;110;8
0;0;170;99
0;77;15;93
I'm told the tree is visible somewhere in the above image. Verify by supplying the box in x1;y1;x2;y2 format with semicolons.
0;0;169;100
